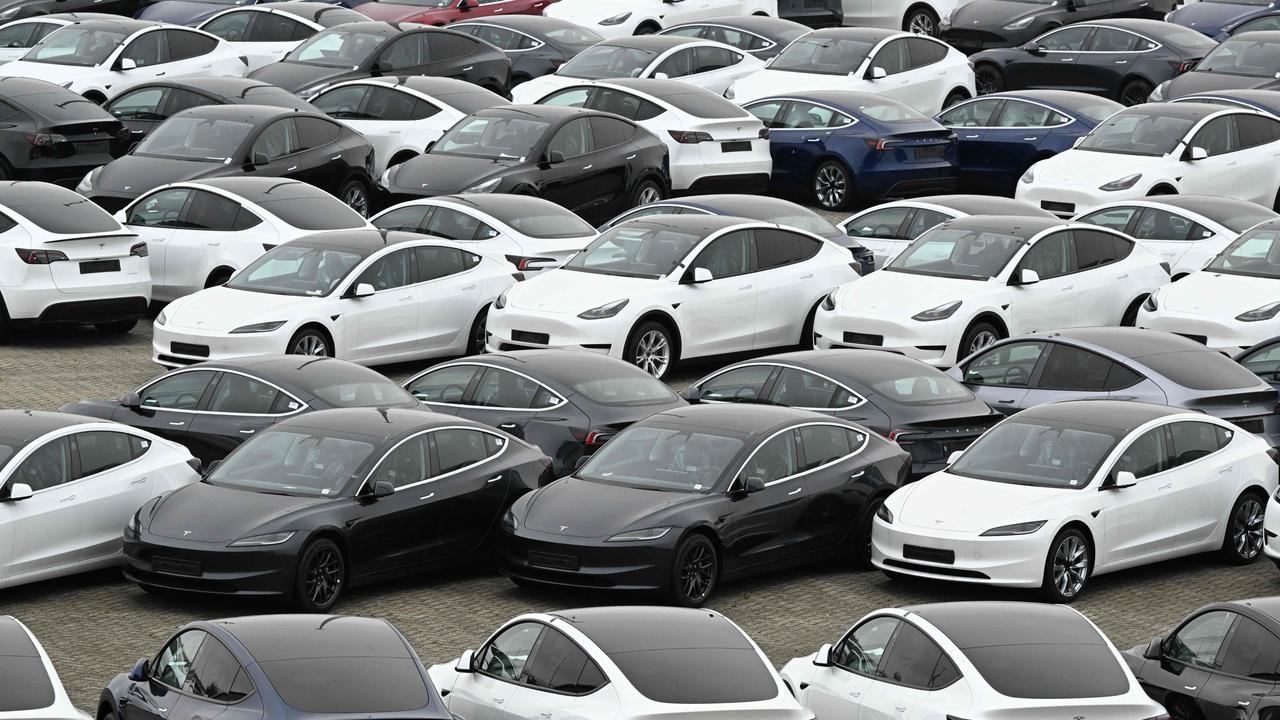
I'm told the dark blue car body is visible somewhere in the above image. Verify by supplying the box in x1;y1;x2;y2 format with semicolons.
1169;0;1280;37
1217;9;1280;37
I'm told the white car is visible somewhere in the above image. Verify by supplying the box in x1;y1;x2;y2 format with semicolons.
0;181;150;342
0;616;89;720
197;2;369;71
152;228;516;367
726;27;975;115
116;177;372;303
0;13;118;64
873;400;1278;601
814;215;1169;367
839;195;1054;269
544;0;778;39
1139;218;1280;354
487;213;859;378
534;77;771;192
0;18;248;103
845;0;966;37
0;410;199;590
781;602;1169;720
1017;102;1280;218
311;76;510;176
512;35;765;103
430;607;808;720
370;193;596;273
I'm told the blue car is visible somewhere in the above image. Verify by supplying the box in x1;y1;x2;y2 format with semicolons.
935;89;1122;196
98;615;451;720
742;90;958;211
1169;0;1280;37
137;0;344;25
1171;87;1280;114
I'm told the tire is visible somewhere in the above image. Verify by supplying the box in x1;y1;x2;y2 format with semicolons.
1040;527;1090;603
1165;695;1201;720
338;178;370;218
287;326;332;357
666;533;717;606
798;301;819;350
466;304;489;356
95;319;137;334
625;320;676;379
292;538;345;612
102;712;118;720
903;5;939;35
975;64;1004;95
812;159;854;211
1118;78;1153;106
631;176;664;207
942;89;968;109
959;320;1001;358
854;496;884;569
1222;491;1266;565
204;268;233;288
634;22;659;35
0;156;13;181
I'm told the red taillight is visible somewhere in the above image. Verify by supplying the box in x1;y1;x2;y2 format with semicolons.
864;138;889;151
129;242;148;258
505;254;557;272
668;130;713;144
584;430;614;446
26;132;67;147
14;248;68;264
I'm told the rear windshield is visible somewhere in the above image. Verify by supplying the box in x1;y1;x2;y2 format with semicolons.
15;90;109;123
479;201;595;239
13;196;120;234
1159;24;1219;53
663;91;749;119
607;648;778;704
0;657;55;712
1217;205;1278;234
869;372;975;405
440;89;509;114
1138;351;1263;390
259;657;429;713
570;376;678;406
311;380;415;407
258;197;367;231
964;644;1130;699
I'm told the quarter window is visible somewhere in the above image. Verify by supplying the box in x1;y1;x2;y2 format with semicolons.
11;437;72;492
75;432;137;477
964;341;1045;387
434;428;501;474
740;431;798;483
405;365;478;404
833;616;898;676
369;435;429;489
521;628;607;694
698;365;775;403
798;425;862;470
768;368;841;408
1166;611;1235;668
141;370;216;410
479;623;543;683
206;373;283;415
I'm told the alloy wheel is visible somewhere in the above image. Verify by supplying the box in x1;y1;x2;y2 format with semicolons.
1233;497;1265;559
680;543;715;603
292;334;328;356
815;165;847;209
343;185;369;217
975;70;1001;95
472;312;488;353
968;330;998;354
1052;535;1088;598
637;184;662;205
635;329;670;377
1120;84;1151;106
304;547;342;607
908;13;935;35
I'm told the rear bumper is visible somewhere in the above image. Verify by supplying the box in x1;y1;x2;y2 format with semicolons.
853;166;959;201
679;172;771;195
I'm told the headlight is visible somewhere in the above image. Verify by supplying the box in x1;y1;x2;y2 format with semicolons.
1019;168;1034;184
876;503;893;524
1150;81;1169;102
980;520;1047;536
911;300;961;322
228;531;297;547
578;298;629;320
378;166;396;190
1002;16;1034;30
606;527;670;542
820;290;837;312
1143;293;1158;312
1099;173;1142;192
494;287;510;310
76;167;101;194
599;11;631;25
463;177;503;194
230;321;286;334
1237;302;1280;322
154;308;168;326
501;510;518;533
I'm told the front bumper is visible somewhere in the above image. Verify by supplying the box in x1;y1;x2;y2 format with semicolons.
123;531;303;597
1014;180;1121;218
498;527;676;591
486;307;628;356
152;323;292;368
1136;308;1262;356
871;517;1048;587
812;309;963;367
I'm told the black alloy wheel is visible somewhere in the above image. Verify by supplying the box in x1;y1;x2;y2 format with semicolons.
667;533;717;606
294;538;345;611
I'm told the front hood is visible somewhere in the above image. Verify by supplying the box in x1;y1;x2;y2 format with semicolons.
148;481;331;542
836;270;997;315
96;155;231;195
138;0;225;24
507;269;656;313
1161;271;1280;314
896;472;1069;532
247;62;352;94
734;69;857;101
165;285;318;331
1169;1;1258;31
1167;71;1280;98
0;61;84;84
1033;148;1160;185
521;477;697;538
952;0;1044;27
358;2;442;20
389;154;520;194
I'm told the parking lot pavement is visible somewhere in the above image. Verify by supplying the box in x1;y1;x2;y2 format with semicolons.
6;322;1280;713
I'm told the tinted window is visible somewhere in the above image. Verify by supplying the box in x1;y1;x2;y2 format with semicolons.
699;365;774;402
11;437;71;492
12;195;120;234
141;370;215;410
1038;25;1093;51
590;116;633;149
472;368;549;409
1019;232;1072;279
1105;362;1142;390
1192;115;1240;157
0;631;55;712
845;207;912;239
1169;421;1228;466
381;35;424;68
906;37;945;67
249;13;303;43
745;100;784;127
1131;208;1195;240
313;85;370;118
356;248;412;291
420;206;483;240
756;229;821;270
480;622;543;682
251;118;299;160
1140;351;1264;390
297;116;340;149
878;623;943;688
904;208;951;239
690;231;752;279
872;39;909;75
1087;27;1142;52
778;101;846;129
1218;617;1280;680
406;365;478;403
258;656;429;713
939;99;1002;127
964;643;1129;699
964;341;1045;387
435;428;499;474
427;32;475;62
1113;426;1168;479
694;45;739;73
522;628;606;694
0;22;35;49
1078;207;1137;234
540;86;591;108
165;88;212;116
930;653;961;689
372;205;429;233
186;637;252;702
995;100;1069;128
740;431;798;483
182;190;241;232
1167;611;1235;668
122;31;167;67
415;246;468;281
1237;113;1280;149
798;425;862;470
1035;345;1116;391
833;616;897;675
203;11;254;41
167;30;217;61
364;86;419;122
606;646;778;704
547;118;593;159
1073;229;1124;270
1239;342;1280;381
154;630;207;690
769;368;841;409
206;373;283;414
75;431;137;477
369;435;429;489
655;48;694;77
108;87;168;121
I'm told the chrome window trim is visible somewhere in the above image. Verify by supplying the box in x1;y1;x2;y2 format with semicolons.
743;97;858;130
135;367;309;418
698;361;867;411
731;421;870;489
404;362;567;412
1035;25;1162;53
659;23;777;52
940;97;1076;130
359;424;511;494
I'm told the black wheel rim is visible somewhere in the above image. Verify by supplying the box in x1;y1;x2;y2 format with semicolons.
815;165;847;209
343;185;369;217
472;312;487;352
1121;84;1151;106
679;543;714;602
305;547;342;607
976;70;1000;95
1233;497;1265;559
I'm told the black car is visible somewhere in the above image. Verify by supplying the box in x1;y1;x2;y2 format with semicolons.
60;355;419;465
101;615;451;720
195;1;365;39
104;77;317;143
450;15;602;86
403;350;686;476
124;407;552;610
379;105;669;224
1153;31;1280;101
685;350;1001;476
499;404;911;606
0;0;137;23
247;22;512;100
970;20;1218;104
78;104;374;215
941;0;1174;54
779;0;844;28
0;77;127;185
658;15;814;60
1123;598;1280;720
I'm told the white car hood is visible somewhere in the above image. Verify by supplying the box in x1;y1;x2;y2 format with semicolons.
1161;271;1280;315
0;61;94;86
1033;149;1162;187
837;270;997;316
511;74;575;104
733;69;859;103
165;285;319;332
545;0;644;21
507;270;658;313
896;471;1071;533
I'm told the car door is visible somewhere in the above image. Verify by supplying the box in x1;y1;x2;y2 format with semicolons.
867;38;916;109
105;86;171;141
176;633;258;720
1100;423;1182;563
840;205;926;267
1127;207;1203;271
460;367;561;440
858;621;968;720
69;430;157;563
1232;113;1280;207
1198;615;1280;720
772;101;854;188
1007;231;1079;333
199;10;258;66
412;244;485;353
349;432;436;575
247;117;304;180
128;630;210;720
1024;342;1132;407
981;100;1072;186
507;627;617;720
115;30;171;91
684;45;747;93
186;372;300;462
793;423;866;553
1076;27;1147;96
956;340;1047;412
679;230;759;357
343;247;420;361
723;429;809;570
123;187;189;300
447;622;543;720
1071;228;1135;325
0;436;81;581
903;37;950;113
1164;421;1235;549
1137;610;1234;715
937;98;1002;183
160;189;245;299
241;10;309;68
424;31;479;80
538;118;601;214
404;363;482;412
424;428;511;557
1183;115;1243;200
803;616;900;720
751;228;826;350
1006;25;1094;90
158;29;222;82
119;369;219;446
291;116;348;195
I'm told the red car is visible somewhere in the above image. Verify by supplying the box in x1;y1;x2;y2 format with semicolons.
358;0;555;25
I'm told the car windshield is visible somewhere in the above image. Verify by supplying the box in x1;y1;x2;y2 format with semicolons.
565;222;703;279
868;372;975;405
286;29;386;67
134;116;253;163
23;26;126;66
557;44;657;79
578;425;744;493
545;25;605;48
432;114;549;160
949;419;1121;489
226;242;368;297
1196;37;1280;77
768;36;872;75
1077;110;1194;156
204;429;376;496
886;226;1025;280
1206;226;1280;278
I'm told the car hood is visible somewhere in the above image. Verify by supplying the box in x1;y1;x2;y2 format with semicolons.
506;268;657;313
388;153;522;194
520;476;698;538
836;269;998;315
165;285;321;331
1032;148;1162;185
951;0;1046;28
138;1;226;25
247;62;355;94
1160;271;1280;314
0;61;92;84
1167;70;1280;98
733;69;859;103
1169;1;1259;31
358;2;445;21
96;154;233;196
545;0;634;22
148;480;333;542
895;471;1071;532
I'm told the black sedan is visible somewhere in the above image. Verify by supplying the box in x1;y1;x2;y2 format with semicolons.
685;350;1000;476
450;15;602;86
941;0;1175;54
379;105;670;224
403;350;685;476
968;20;1216;103
657;15;813;60
100;615;451;720
104;77;316;143
60;355;419;465
499;404;911;606
1152;31;1280;101
247;22;511;100
124;408;551;610
77;104;374;215
0;0;137;22
0;77;128;185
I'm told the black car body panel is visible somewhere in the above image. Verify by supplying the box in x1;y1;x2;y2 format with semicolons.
0;77;128;185
943;0;1174;53
104;77;319;142
659;16;814;59
450;15;602;85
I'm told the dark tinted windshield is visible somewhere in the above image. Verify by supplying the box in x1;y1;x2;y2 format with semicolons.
0;656;55;712
11;196;120;234
1207;226;1280;278
608;648;778;704
964;644;1130;698
949;419;1120;489
259;198;367;231
24;26;126;66
558;44;657;79
887;226;1025;280
433;114;549;160
1159;25;1220;53
259;657;430;713
204;429;376;496
1139;351;1264;390
770;36;872;74
1197;38;1280;76
565;222;703;278
226;242;368;297
1078;110;1194;156
441;89;510;115
545;25;604;47
287;28;386;67
135;116;253;163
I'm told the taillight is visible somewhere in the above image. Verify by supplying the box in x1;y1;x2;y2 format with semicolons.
505;254;557;272
584;430;614;446
14;248;68;264
668;130;713;144
26;132;68;147
129;242;148;257
864;138;889;151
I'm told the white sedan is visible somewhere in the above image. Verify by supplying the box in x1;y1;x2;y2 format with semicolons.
512;35;764;103
0;410;198;591
0;12;117;63
782;602;1168;720
533;77;771;193
544;0;778;39
814;215;1169;367
152;229;516;367
430;607;808;720
873;400;1277;602
116;177;372;304
1017;102;1280;218
1140;218;1280;354
726;27;975;115
197;2;368;71
0;616;89;720
486;213;859;378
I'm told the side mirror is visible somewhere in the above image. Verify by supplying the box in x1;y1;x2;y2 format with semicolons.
373;480;395;497
128;658;150;682
947;450;964;465
118;57;138;71
122;391;142;410
545;150;565;165
3;483;32;501
813;643;833;667
203;459;222;477
1143;636;1164;660
744;476;766;493
1066;0;1077;9
455;649;476;673
682;385;702;402
1109;470;1138;489
371;59;391;75
250;151;270;167
459;0;475;8
653;71;669;80
574;455;590;471
691;267;713;284
352;282;375;298
1187;146;1208;161
1023;42;1045;55
1016;268;1040;285
869;66;887;80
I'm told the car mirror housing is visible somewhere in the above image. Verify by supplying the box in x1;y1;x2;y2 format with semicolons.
653;71;669;80
813;643;834;667
1186;146;1208;161
868;66;887;80
352;282;375;298
373;480;395;498
947;450;964;465
744;476;766;493
118;57;138;71
3;482;32;501
682;385;702;402
1024;42;1045;55
1108;470;1138;489
691;267;713;284
456;649;476;673
1015;268;1040;285
545;150;566;165
122;391;142;410
1143;636;1164;660
128;658;150;682
250;151;271;168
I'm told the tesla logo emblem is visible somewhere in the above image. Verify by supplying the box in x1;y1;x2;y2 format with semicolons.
98;242;105;250
421;182;430;188
559;526;568;532
183;530;192;536
123;186;131;191
934;520;943;525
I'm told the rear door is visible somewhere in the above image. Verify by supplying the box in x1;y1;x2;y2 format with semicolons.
120;369;219;446
1127;207;1202;270
69;430;157;563
1006;25;1094;90
1075;27;1148;95
980;100;1072;184
793;423;865;552
1164;421;1235;549
1024;342;1131;406
1232;113;1280;207
458;366;563;440
858;621;968;719
956;340;1046;412
937;98;1002;181
1070;228;1133;325
241;10;309;68
752;228;826;349
185;371;300;461
292;116;348;195
123;187;187;300
507;627;616;720
412;244;485;352
684;45;748;93
161;189;244;299
424;427;511;557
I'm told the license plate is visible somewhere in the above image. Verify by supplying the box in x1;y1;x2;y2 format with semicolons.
913;145;945;160
80;260;119;274
73;140;110;154
721;141;752;153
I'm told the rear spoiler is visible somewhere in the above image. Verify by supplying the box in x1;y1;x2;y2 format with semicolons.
43;232;139;243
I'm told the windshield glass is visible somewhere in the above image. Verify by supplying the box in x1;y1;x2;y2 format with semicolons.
1078;110;1194;156
886;226;1025;280
565;223;702;279
1196;37;1280;77
226;242;367;297
769;36;872;75
578;425;743;493
23;26;127;66
869;373;975;405
135;116;253;163
432;114;548;160
204;430;376;496
1206;226;1280;278
949;420;1120;489
286;29;386;67
558;44;657;79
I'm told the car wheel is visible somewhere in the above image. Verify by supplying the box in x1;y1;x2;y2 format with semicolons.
1040;527;1089;602
635;22;659;34
1164;695;1200;720
466;304;489;356
974;64;1004;95
293;538;345;612
102;712;118;720
1223;491;1266;565
960;320;1001;357
95;319;137;334
813;160;854;211
287;327;331;357
1119;78;1153;106
339;178;370;218
625;321;675;379
942;89;968;109
666;533;717;606
903;6;939;35
632;177;664;207
1273;187;1280;213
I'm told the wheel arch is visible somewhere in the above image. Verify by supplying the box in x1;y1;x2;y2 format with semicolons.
291;321;337;356
1147;182;1178;195
387;149;418;168
903;2;940;27
629;309;682;362
965;311;1008;339
1058;519;1097;573
82;89;107;104
204;265;235;288
1120;293;1149;326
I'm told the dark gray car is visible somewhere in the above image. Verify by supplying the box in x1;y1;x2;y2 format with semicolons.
658;15;814;60
449;16;603;87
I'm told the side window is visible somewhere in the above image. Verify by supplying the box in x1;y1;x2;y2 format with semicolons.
698;365;776;403
1239;342;1280;380
405;365;478;404
871;39;909;75
182;190;242;232
1166;611;1236;668
127;188;192;227
164;88;213;117
546;118;593;160
122;31;167;67
414;245;468;281
1072;229;1123;270
938;99;1002;127
248;14;304;43
1168;421;1227;466
296;116;341;150
421;207;483;240
381;35;424;69
206;373;283;415
655;48;695;78
905;37;945;68
755;229;821;270
426;33;475;62
154;631;208;690
251;118;299;160
1217;618;1280;680
11;437;72;492
745;100;784;128
108;87;168;121
471;368;546;409
467;25;517;50
963;341;1045;387
1038;25;1093;51
75;431;138;477
411;99;440;120
129;435;152;460
140;370;216;410
833;616;898;676
662;25;705;39
1078;207;1137;234
479;623;544;683
369;435;430;489
1113;427;1169;479
540;87;591;108
877;623;944;688
798;424;861;471
779;101;837;129
769;368;841;409
994;100;1068;128
1086;27;1141;52
233;206;262;231
434;428;500;474
184;636;253;702
521;628;606;694
590;116;634;150
1191;116;1240;157
0;22;35;49
363;86;419;122
740;430;798;484
689;231;753;279
1105;362;1142;390
845;207;912;239
1034;345;1117;391
166;30;217;61
355;248;413;291
693;45;739;73
1131;208;1195;241
1237;15;1280;32
903;209;951;239
1236;114;1280;149
312;85;371;118
1019;232;1073;280
372;205;430;233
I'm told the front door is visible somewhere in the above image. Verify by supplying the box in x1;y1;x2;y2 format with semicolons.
349;433;436;576
723;429;808;571
120;369;219;447
678;230;758;358
0;436;79;581
343;247;421;361
804;616;900;720
1100;424;1180;564
1007;231;1079;334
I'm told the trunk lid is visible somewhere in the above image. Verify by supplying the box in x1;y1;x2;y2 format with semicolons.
45;233;141;294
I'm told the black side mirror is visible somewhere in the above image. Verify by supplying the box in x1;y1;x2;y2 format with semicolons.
371;59;391;75
744;476;766;494
122;391;142;410
373;480;395;497
1023;42;1045;55
1065;0;1077;9
682;385;702;403
250;151;270;168
574;455;590;471
128;658;150;682
545;150;566;165
1143;636;1164;660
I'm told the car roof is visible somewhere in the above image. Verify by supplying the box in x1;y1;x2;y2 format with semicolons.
68;18;162;34
0;180;103;214
460;350;639;387
601;77;731;100
189;177;335;203
1180;88;1280;107
988;89;1121;113
550;607;752;653
657;194;824;219
429;193;573;218
644;403;827;437
139;77;315;109
273;406;451;443
287;228;427;252
1126;101;1235;120
1223;597;1280;624
325;20;419;37
1134;193;1275;223
1036;327;1218;359
666;15;809;36
482;104;595;121
461;14;590;33
752;349;931;381
1015;399;1184;431
1248;218;1280;233
771;89;911;111
366;75;505;100
1232;29;1280;41
0;616;39;656
614;213;752;236
935;214;1065;237
1089;17;1195;35
907;194;1055;217
602;34;700;51
176;103;318;122
209;615;411;661
809;26;900;43
0;409;94;446
906;602;1104;648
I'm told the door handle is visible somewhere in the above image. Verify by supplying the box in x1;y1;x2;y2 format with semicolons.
1060;57;1074;62
626;154;636;159
1159;482;1172;490
60;495;75;503
130;478;147;485
581;164;593;170
286;165;298;172
1184;685;1198;691
848;691;861;697
800;273;814;279
1115;59;1128;63
155;71;165;76
1239;701;1252;707
498;423;518;429
787;487;802;496
238;429;256;435
1022;136;1038;141
1062;285;1074;291
399;295;415;302
420;492;435;500
462;284;477;290
805;137;821;142
738;284;752;290
168;421;185;426
1219;466;1234;474
491;697;504;704
1116;273;1128;279
997;399;1016;404
487;475;503;483
331;154;342;160
462;66;474;71
964;134;980;139
895;707;907;713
